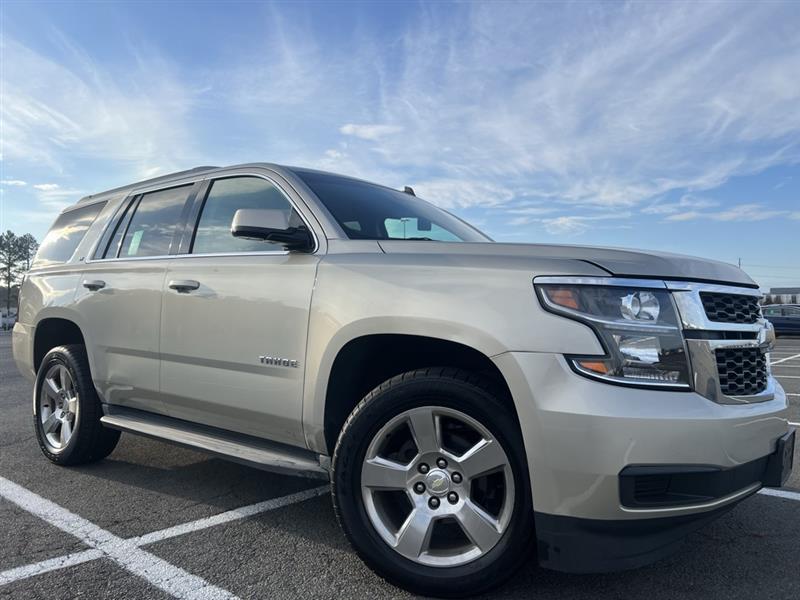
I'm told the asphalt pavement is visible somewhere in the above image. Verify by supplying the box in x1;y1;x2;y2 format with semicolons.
1;331;799;599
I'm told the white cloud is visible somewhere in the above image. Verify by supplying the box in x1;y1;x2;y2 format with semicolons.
340;124;403;141
791;212;800;220
666;203;787;222
413;179;515;210
0;180;27;186
1;36;196;176
642;195;720;215
285;2;800;210
33;183;60;191
711;203;787;221
540;212;632;235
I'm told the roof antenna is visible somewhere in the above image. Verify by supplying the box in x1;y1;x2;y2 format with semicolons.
403;186;416;196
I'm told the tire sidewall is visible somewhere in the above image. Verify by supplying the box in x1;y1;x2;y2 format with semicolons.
333;373;534;596
34;347;86;463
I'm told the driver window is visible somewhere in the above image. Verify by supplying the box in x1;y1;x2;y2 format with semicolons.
192;177;303;254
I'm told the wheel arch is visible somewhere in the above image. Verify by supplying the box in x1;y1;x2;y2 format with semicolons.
33;317;87;373
320;333;518;456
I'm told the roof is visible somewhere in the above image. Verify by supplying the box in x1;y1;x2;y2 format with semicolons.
769;287;800;294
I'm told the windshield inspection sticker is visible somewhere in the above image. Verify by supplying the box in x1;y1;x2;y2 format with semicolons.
128;230;143;255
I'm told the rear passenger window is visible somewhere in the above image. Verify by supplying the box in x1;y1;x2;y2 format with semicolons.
120;186;191;257
191;177;303;254
34;202;106;267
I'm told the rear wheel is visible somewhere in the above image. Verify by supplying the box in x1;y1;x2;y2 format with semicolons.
333;368;534;597
34;345;120;465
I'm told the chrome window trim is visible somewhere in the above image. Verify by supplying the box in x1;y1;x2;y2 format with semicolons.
85;172;320;264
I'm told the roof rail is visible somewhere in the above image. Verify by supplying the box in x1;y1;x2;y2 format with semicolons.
77;165;220;204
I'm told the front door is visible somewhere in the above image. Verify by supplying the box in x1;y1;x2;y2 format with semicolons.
159;175;320;447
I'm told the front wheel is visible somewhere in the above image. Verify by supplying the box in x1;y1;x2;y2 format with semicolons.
332;368;534;597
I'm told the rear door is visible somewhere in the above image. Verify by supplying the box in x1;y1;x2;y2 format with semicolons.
159;174;321;446
75;183;199;415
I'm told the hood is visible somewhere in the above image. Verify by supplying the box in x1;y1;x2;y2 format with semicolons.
377;241;757;288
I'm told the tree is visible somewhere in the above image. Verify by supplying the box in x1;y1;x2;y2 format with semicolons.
0;230;24;318
18;233;39;271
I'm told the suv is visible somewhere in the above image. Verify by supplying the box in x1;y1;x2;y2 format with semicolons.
12;164;795;597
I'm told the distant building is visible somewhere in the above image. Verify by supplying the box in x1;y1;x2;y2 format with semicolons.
764;287;800;305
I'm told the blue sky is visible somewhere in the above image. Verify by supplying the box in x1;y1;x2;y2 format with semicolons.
1;1;798;289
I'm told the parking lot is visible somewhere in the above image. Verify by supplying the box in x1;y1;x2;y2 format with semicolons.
1;332;799;600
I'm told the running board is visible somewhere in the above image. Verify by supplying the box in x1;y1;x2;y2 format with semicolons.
100;408;329;480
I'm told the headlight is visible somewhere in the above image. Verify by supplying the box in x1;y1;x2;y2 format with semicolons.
535;280;690;389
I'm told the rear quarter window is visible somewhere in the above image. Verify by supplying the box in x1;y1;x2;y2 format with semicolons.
33;202;106;268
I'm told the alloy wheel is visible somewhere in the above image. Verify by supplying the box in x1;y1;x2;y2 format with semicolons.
38;364;79;452
360;406;514;567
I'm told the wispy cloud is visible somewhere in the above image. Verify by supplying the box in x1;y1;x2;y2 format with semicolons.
642;194;720;215
0;180;27;186
270;2;800;213
340;124;402;141
33;183;60;191
1;36;196;178
666;203;788;222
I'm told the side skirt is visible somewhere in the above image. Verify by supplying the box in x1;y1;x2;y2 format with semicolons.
100;405;330;480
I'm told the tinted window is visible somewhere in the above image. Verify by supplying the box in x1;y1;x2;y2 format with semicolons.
120;186;191;257
99;197;136;259
34;202;106;267
192;177;302;254
785;307;800;317
293;170;489;242
763;307;781;317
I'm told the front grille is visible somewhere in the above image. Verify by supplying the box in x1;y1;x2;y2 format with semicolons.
715;348;767;396
701;292;760;324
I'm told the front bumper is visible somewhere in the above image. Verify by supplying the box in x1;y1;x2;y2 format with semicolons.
493;351;792;571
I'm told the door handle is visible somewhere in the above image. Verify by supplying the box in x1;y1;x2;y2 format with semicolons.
168;279;200;293
82;280;106;291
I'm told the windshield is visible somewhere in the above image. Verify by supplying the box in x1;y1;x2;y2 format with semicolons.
293;169;490;242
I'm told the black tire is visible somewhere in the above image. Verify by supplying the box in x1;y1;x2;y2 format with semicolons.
33;345;120;465
332;367;535;598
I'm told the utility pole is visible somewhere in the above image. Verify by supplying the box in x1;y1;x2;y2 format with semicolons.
738;257;741;268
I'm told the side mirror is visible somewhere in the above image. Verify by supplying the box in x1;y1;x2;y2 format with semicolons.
231;209;313;251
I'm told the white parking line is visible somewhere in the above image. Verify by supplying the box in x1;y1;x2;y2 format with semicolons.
0;549;102;586
0;476;239;598
133;485;329;546
774;375;800;379
759;488;800;502
771;353;800;365
0;476;327;595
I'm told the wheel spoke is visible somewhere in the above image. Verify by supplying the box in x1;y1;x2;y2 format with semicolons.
407;408;440;455
394;509;434;559
60;419;72;445
362;457;410;490
59;366;70;389
43;412;60;434
67;397;78;415
460;438;507;479
455;500;503;552
44;377;61;401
